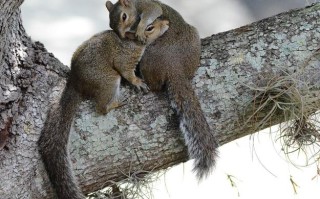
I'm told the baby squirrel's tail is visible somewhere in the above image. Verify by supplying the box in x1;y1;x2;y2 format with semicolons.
38;81;85;199
167;75;219;180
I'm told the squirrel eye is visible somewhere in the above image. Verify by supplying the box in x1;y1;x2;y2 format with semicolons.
122;13;127;21
146;25;154;32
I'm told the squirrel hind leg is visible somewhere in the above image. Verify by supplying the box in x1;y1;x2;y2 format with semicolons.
95;76;122;115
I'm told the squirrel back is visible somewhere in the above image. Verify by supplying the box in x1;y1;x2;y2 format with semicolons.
108;0;219;180
69;30;146;115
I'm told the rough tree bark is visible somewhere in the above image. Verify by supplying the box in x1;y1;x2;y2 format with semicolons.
0;1;319;198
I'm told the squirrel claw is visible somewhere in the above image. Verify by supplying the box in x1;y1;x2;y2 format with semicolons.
141;83;150;93
136;82;149;93
118;98;128;107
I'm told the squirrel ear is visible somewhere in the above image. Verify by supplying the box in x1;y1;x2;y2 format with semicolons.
119;0;131;7
106;1;114;11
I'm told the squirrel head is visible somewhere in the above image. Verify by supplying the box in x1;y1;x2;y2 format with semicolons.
125;18;169;45
143;18;169;45
106;0;138;39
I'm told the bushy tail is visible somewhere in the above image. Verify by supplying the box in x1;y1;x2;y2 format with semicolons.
38;82;85;199
167;77;219;180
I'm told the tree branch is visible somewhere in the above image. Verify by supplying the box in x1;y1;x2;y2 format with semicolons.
0;2;319;198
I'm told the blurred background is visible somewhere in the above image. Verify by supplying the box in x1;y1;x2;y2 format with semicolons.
21;0;320;198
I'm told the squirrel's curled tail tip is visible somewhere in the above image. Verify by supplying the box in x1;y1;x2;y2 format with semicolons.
193;148;219;181
178;98;219;181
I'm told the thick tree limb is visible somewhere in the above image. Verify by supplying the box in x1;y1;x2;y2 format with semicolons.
0;1;319;198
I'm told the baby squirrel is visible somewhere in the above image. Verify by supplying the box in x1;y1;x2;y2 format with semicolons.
107;0;219;180
37;18;169;199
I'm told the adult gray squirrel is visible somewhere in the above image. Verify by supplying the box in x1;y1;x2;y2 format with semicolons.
107;0;219;180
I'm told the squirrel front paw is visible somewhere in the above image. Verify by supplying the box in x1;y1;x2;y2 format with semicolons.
136;81;149;93
133;78;149;93
135;29;147;44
